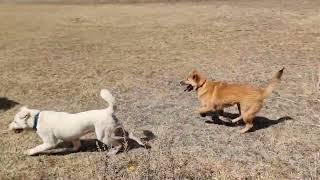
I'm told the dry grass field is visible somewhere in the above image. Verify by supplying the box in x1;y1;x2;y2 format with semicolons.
0;0;319;179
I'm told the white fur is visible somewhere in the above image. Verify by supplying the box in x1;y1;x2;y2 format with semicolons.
9;89;120;156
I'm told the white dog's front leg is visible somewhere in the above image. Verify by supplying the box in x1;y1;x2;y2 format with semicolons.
25;143;56;156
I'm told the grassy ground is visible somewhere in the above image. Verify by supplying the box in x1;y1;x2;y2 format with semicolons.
0;0;319;179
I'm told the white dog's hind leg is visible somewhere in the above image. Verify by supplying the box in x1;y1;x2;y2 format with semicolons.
95;126;105;142
25;143;57;156
44;140;81;154
129;132;145;146
72;140;81;151
110;134;124;140
100;126;114;146
107;145;122;156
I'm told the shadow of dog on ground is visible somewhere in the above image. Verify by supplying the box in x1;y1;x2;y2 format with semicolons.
40;129;155;156
0;97;19;112
204;111;292;132
254;116;292;131
204;111;240;127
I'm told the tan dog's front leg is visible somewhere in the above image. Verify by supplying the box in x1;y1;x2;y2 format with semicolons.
215;109;232;122
231;103;243;123
231;115;243;123
198;106;213;117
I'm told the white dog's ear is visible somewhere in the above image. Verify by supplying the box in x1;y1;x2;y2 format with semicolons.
20;106;28;111
19;110;31;119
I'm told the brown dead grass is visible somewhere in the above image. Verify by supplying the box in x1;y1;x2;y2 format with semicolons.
0;0;319;179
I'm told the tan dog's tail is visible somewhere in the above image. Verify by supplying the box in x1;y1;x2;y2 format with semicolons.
100;89;115;113
262;68;284;98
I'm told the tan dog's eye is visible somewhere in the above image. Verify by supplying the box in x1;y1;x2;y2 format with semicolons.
193;74;198;81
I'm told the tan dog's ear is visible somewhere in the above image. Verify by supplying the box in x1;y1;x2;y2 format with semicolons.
191;69;198;74
194;71;206;87
192;73;199;82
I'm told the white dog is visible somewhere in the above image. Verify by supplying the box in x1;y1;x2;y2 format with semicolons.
9;89;143;156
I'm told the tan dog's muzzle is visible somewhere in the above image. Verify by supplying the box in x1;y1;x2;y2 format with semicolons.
180;80;194;92
180;81;187;85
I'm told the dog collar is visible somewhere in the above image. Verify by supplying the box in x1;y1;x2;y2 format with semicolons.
33;112;40;130
196;79;207;91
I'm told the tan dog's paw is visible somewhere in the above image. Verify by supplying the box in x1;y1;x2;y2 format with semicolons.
196;110;206;117
240;124;254;134
239;128;248;134
197;108;209;117
195;110;201;115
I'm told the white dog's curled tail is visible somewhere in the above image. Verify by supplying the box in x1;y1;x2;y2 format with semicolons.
100;89;115;113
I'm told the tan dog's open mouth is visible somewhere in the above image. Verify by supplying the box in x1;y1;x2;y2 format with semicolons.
180;81;194;92
14;129;23;133
184;84;193;92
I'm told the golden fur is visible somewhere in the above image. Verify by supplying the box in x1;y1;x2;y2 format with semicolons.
181;68;284;133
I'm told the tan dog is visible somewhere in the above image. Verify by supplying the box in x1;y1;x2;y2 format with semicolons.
180;68;284;133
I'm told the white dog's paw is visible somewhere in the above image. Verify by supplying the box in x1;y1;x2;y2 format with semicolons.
106;151;116;157
24;149;36;156
24;150;32;156
107;149;118;156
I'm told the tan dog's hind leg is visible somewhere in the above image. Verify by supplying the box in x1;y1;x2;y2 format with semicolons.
240;123;254;134
240;103;262;133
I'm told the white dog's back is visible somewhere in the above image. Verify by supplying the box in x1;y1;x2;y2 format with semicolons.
37;89;117;141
